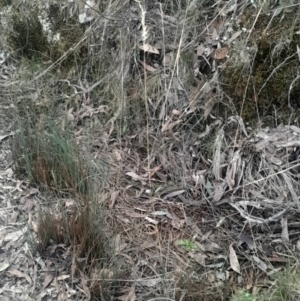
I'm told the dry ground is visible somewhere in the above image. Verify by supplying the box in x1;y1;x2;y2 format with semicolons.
1;1;300;301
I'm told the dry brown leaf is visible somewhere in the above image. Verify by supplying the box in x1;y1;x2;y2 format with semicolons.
0;260;10;272
22;198;34;212
8;269;32;284
206;271;216;283
117;215;131;223
0;134;9;141
190;223;203;236
99;268;114;279
204;98;215;119
126;172;148;183
114;150;122;161
161;119;171;132
163;52;173;67
229;244;240;274
151;211;172;218
139;60;157;72
56;274;70;281
57;292;67;301
265;152;282;165
171;217;185;230
163;189;185;199
109;191;119;209
212;28;218;40
253;256;267;272
228;30;242;44
213;47;229;60
43;273;54;288
237;233;254;250
67;112;75;122
268;257;290;263
197;43;206;56
213;183;225;202
193;253;207;266
79;270;91;301
78;105;93;119
111;235;127;255
139;44;159;54
172;109;181;115
297;240;300;251
0;131;14;142
159;102;166;120
9;211;18;223
201;230;212;242
125;210;147;218
145;216;159;225
118;285;136;301
204;242;222;253
1;168;13;177
4;227;27;242
215;217;226;228
161;119;182;132
226;167;235;189
138;278;162;287
142;165;162;178
281;217;289;243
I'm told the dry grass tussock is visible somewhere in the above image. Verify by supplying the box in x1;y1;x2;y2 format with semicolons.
0;0;300;300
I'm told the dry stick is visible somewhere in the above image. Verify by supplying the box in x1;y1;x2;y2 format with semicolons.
229;202;291;225
159;4;167;100
202;161;300;204
158;9;187;121
135;0;151;185
223;159;299;223
147;298;175;301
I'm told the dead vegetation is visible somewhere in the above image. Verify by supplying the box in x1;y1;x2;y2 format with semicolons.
0;0;300;300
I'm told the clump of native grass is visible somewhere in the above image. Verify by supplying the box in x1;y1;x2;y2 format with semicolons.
36;197;122;298
260;264;300;301
12;115;87;195
229;264;300;301
11;105;121;297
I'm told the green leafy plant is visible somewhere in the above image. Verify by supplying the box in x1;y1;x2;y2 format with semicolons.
231;290;256;301
176;239;197;251
263;265;300;301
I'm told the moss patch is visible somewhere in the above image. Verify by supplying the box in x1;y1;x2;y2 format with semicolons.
221;9;300;125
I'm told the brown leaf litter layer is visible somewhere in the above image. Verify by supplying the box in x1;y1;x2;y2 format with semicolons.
99;119;300;298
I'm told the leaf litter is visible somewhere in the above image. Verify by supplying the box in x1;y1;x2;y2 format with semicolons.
1;1;300;300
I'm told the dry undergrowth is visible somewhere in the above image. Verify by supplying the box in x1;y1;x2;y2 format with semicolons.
11;112;123;299
2;0;300;300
